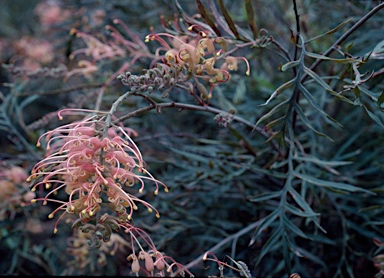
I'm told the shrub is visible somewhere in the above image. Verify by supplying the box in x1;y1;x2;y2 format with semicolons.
1;0;384;277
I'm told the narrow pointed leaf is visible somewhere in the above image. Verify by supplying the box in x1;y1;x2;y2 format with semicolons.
217;0;241;40
292;245;327;268
265;116;285;130
259;79;295;107
293;155;352;167
303;66;354;104
174;0;216;34
288;188;326;233
255;227;283;265
249;191;282;203
370;40;384;60
253;210;279;237
281;60;300;72
294;172;374;194
293;102;334;141
283;216;309;239
299;83;341;125
363;104;384;128
305;51;358;63
244;0;258;39
305;18;352;43
196;0;221;36
377;90;384;106
285;203;320;218
254;98;290;128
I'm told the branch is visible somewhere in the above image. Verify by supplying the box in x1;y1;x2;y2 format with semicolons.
112;101;284;157
302;2;384;83
113;102;268;137
184;217;265;270
14;83;105;96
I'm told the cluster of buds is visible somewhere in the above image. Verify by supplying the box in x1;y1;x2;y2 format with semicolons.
27;109;168;234
65;227;130;272
0;164;35;220
118;25;250;100
213;112;235;128
2;63;67;79
117;64;192;98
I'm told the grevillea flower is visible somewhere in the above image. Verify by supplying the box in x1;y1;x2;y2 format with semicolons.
27;109;168;234
121;23;250;101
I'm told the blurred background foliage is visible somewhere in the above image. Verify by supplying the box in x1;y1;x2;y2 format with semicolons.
1;0;384;277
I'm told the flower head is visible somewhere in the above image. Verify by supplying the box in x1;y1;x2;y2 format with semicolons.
28;109;167;233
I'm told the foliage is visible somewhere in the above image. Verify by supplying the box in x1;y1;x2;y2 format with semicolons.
1;0;384;277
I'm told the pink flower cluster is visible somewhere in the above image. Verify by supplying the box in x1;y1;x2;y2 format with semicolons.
0;164;35;220
27;109;168;233
144;27;250;99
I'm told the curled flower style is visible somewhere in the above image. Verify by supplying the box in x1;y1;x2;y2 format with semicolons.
27;109;168;234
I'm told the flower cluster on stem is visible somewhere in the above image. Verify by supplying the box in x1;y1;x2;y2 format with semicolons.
118;23;250;101
27;109;168;234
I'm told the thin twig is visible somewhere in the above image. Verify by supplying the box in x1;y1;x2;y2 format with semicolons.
291;0;301;132
111;101;284;157
184;217;265;270
112;102;268;137
14;83;105;96
302;2;384;83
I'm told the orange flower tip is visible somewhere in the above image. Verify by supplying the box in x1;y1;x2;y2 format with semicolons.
89;211;94;216
155;213;160;219
69;28;77;35
43;201;47;205
110;251;115;256
164;188;169;193
127;215;132;220
31;199;37;203
36;143;41;147
45;183;51;189
147;208;153;213
69;54;74;60
201;32;207;37
46;147;51;151
113;19;119;24
26;177;31;182
139;188;143;194
48;213;54;219
54;228;58;234
154;190;158;195
31;187;36;192
246;70;251;76
104;180;109;185
188;26;193;31
133;205;138;210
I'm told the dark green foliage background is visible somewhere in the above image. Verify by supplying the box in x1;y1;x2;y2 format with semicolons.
1;0;384;277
